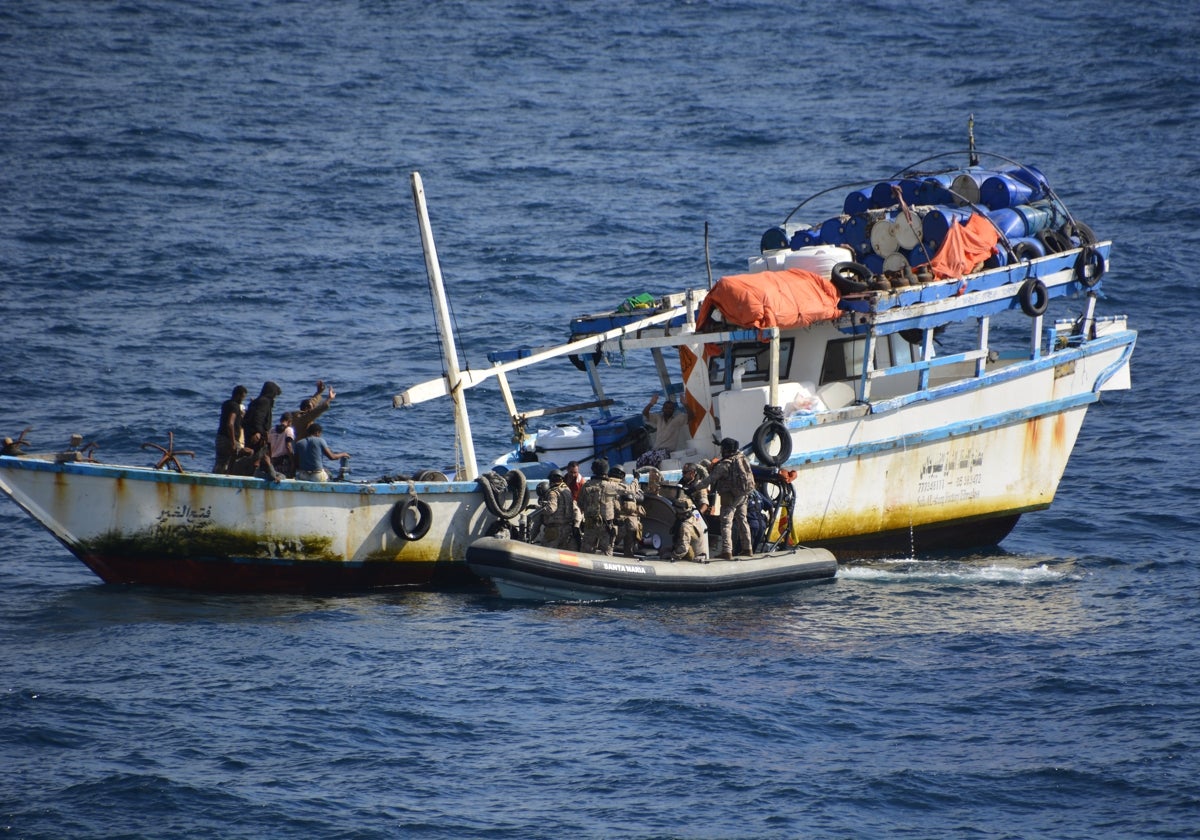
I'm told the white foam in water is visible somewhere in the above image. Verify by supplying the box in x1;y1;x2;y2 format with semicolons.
838;560;1070;585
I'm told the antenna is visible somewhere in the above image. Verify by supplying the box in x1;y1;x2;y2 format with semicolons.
968;114;979;166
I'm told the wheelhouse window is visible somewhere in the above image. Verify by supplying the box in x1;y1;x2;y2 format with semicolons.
708;339;795;388
820;334;919;384
819;337;866;384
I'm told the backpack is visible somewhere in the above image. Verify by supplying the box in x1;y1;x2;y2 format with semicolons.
580;480;605;520
727;452;755;498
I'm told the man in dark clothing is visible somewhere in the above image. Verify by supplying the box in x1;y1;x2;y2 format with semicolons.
213;384;249;474
243;381;282;449
232;381;283;479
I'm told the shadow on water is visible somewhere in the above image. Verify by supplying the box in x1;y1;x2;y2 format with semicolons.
9;580;449;632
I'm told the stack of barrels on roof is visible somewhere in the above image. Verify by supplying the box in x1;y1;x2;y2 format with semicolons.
761;165;1096;282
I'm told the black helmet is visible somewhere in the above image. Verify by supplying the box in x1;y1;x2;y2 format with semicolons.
548;469;564;483
720;437;739;456
591;458;609;477
608;465;626;480
682;462;698;473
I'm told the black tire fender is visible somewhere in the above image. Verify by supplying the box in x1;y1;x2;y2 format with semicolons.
830;261;872;294
832;261;872;283
1074;245;1106;288
477;469;529;520
752;420;792;467
1037;228;1073;255
568;349;603;372
1061;220;1097;246
1018;278;1049;317
391;497;433;541
1012;241;1041;262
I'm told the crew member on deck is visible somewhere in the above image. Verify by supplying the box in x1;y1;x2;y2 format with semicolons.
638;393;689;467
213;385;250;474
293;423;349;482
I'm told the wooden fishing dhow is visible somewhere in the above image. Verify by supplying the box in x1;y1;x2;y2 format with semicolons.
0;145;1135;591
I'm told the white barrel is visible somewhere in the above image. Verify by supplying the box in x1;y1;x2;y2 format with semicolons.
951;172;985;205
893;211;923;250
869;218;899;257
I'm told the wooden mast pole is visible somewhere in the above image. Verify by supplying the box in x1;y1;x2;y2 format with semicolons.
410;172;479;480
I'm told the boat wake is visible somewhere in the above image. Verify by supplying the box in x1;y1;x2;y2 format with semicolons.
838;559;1075;586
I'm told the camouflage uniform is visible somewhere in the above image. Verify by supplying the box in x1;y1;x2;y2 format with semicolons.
578;474;619;555
696;445;755;559
611;474;644;558
668;499;709;562
680;463;710;513
539;480;577;549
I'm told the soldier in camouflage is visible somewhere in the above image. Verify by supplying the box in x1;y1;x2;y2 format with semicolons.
537;469;578;549
694;438;756;560
577;458;619;555
609;465;644;558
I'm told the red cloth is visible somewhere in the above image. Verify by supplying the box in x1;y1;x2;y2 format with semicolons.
929;212;1000;280
696;268;842;331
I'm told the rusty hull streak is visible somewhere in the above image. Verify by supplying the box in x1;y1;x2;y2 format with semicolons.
795;418;1070;544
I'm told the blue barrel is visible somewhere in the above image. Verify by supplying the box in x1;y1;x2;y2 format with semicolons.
984;246;1009;268
986;207;1025;239
981;173;1037;210
921;207;974;253
842;188;872;215
870;180;900;209
761;227;789;252
1028;198;1067;228
907;245;932;268
592;419;631;462
899;178;924;204
1014;204;1054;236
820;216;847;245
915;174;955;205
790;228;821;249
1008;164;1047;190
843;215;871;257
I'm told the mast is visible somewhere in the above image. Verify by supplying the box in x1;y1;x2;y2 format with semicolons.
409;172;479;480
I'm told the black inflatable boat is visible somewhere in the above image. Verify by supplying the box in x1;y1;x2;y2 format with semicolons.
466;536;837;602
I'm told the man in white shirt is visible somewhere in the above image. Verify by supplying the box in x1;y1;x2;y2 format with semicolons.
642;393;690;454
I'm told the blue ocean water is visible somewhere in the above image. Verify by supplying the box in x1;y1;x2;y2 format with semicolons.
2;0;1198;837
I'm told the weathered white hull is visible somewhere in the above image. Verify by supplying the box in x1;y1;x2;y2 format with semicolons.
777;329;1134;550
0;324;1131;588
0;460;499;591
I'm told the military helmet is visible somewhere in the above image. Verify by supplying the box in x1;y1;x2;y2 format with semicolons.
673;496;694;514
547;469;564;483
608;465;626;480
591;458;609;477
720;437;740;456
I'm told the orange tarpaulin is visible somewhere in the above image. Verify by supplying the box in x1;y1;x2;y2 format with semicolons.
928;212;1001;280
696;268;842;331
